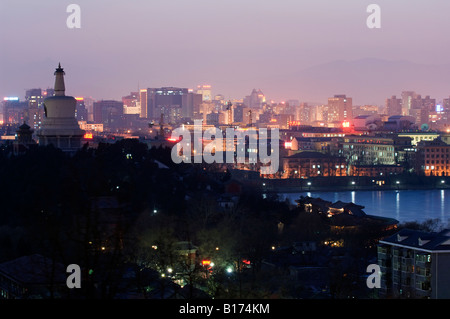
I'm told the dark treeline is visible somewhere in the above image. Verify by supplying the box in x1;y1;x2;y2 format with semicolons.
0;140;292;298
0;140;417;299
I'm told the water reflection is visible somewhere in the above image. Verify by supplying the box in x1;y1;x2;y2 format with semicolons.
282;189;450;224
395;191;400;222
442;190;445;220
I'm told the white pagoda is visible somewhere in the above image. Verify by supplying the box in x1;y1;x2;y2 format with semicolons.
37;64;85;152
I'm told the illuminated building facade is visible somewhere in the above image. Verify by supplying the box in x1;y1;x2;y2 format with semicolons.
122;92;140;115
196;85;212;102
139;89;148;119
1;98;27;124
282;151;347;178
75;97;88;121
415;138;450;176
349;164;403;177
140;87;202;122
398;132;440;146
327;94;353;123
331;136;396;166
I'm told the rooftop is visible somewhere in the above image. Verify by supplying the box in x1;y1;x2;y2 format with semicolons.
0;254;66;286
380;228;450;252
285;151;334;159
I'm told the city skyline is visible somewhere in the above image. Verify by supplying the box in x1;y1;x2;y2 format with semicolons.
3;1;450;105
4;0;450;301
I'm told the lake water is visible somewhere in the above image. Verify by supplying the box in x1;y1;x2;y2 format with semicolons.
280;189;450;225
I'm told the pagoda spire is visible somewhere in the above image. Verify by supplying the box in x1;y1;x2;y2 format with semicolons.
54;63;66;96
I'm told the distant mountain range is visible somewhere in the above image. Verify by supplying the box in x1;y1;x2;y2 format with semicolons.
266;58;450;105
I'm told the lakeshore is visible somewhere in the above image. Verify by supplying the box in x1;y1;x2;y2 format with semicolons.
258;175;450;193
277;189;450;224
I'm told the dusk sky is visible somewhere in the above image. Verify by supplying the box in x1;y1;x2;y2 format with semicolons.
2;0;450;105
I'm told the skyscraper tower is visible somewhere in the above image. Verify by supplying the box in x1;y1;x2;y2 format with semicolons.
37;64;85;153
327;94;353;123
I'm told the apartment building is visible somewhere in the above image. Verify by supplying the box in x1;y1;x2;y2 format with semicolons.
415;138;450;176
378;228;450;299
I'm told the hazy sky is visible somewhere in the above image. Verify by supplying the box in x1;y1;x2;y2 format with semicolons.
2;0;450;104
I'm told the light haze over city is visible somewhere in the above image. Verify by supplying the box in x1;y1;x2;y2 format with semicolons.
2;0;450;105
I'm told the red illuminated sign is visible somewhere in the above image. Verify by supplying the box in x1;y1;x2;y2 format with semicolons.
288;121;301;127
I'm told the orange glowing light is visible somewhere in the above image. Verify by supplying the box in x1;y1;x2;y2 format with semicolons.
84;133;93;139
75;97;84;101
202;260;211;266
284;141;292;149
342;121;350;128
167;137;179;142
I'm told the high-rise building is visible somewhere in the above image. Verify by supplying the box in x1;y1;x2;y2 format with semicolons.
327;94;353;123
140;87;202;123
75;97;88;122
405;94;435;126
196;85;212;102
386;95;402;117
25;88;45;130
181;91;202;119
139;89;148;119
233;104;251;125
93;100;124;130
401;91;417;116
37;64;85;153
297;103;312;124
1;97;27;124
25;88;44;109
122;92;140;115
243;89;265;109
